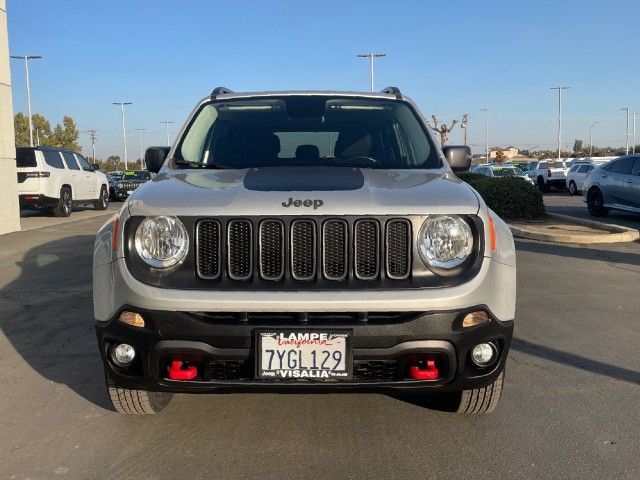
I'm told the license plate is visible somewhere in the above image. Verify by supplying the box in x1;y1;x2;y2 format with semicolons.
257;330;352;380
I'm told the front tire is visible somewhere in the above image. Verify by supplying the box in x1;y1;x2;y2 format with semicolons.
106;375;173;415
587;188;609;216
53;186;72;217
568;181;578;195
94;185;109;210
455;370;504;414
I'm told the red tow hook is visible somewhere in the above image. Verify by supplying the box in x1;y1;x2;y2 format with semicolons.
168;360;198;380
408;357;439;380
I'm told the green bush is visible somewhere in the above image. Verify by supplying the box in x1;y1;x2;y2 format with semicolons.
457;172;546;221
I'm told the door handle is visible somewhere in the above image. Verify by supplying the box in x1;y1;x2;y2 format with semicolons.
601;174;607;178
625;179;633;183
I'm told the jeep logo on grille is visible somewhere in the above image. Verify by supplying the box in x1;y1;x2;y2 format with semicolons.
281;197;324;209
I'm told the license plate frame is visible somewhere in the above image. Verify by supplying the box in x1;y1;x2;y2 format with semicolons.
255;329;353;381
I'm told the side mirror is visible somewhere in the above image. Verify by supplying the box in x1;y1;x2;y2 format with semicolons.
91;163;100;171
145;146;171;173
442;145;472;172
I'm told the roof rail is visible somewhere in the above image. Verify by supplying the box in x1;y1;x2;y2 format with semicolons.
380;86;402;99
211;87;234;98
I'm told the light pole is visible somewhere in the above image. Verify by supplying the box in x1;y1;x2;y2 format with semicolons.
10;55;42;147
621;107;630;154
550;86;570;161
113;101;132;169
588;121;599;157
480;108;489;161
461;114;471;146
160;121;174;146
357;53;386;92
633;112;637;154
134;128;146;168
86;130;98;162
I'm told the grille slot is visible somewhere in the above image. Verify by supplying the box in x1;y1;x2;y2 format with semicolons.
354;220;380;280
322;220;348;280
196;220;221;279
290;220;316;280
386;219;411;280
259;220;285;281
227;220;253;281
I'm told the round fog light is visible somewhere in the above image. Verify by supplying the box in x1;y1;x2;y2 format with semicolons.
470;342;497;367
111;343;136;367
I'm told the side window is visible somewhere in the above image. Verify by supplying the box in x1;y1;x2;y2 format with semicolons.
62;152;80;170
569;165;579;173
75;154;93;172
578;165;590;173
610;157;634;174
42;150;65;169
538;162;548;169
631;158;640;176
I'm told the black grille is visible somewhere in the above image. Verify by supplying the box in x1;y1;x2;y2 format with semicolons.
354;220;380;280
206;359;399;382
227;220;252;280
208;360;251;381
119;182;140;191
259;220;284;280
291;220;316;280
322;220;348;280
195;217;413;285
353;360;398;381
386;220;411;279
196;220;221;279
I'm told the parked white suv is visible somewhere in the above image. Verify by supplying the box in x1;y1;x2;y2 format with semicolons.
16;146;109;217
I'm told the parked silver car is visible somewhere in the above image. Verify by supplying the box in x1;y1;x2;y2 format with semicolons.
583;155;640;216
93;87;516;415
475;164;535;185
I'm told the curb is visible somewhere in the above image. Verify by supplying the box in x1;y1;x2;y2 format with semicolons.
509;213;640;244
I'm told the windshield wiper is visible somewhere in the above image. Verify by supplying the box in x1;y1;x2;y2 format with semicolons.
173;160;226;169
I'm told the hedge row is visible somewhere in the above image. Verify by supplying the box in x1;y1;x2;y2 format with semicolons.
457;172;546;221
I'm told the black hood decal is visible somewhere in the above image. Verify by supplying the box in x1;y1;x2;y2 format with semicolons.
243;166;364;191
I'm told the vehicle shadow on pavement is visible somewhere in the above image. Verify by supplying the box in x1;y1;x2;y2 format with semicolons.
0;235;114;411
515;239;640;266
511;338;640;385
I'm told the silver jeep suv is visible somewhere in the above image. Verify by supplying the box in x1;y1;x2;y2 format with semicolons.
93;87;516;415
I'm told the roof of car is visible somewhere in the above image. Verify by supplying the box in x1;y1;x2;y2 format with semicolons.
211;90;404;101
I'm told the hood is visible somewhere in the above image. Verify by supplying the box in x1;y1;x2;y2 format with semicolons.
127;167;480;217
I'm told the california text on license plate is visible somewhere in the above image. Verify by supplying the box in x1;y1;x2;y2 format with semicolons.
257;330;352;380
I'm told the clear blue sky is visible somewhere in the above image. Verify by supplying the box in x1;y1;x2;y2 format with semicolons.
6;0;640;158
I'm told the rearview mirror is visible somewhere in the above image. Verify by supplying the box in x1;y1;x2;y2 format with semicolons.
442;145;472;172
145;146;171;173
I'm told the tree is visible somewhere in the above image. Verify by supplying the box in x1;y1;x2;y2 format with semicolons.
14;113;30;146
573;139;583;153
14;112;77;150
51;115;80;151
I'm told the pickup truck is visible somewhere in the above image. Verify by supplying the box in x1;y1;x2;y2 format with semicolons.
525;159;568;191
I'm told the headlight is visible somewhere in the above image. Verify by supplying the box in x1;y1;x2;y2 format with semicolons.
418;215;473;269
134;216;189;268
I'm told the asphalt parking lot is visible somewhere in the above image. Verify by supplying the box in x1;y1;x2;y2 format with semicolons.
0;211;639;479
543;191;640;231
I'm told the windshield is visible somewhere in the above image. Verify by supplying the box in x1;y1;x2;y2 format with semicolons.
175;96;440;169
122;171;151;181
16;148;37;168
549;161;566;169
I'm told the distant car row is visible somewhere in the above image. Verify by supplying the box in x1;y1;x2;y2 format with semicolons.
15;146;152;217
